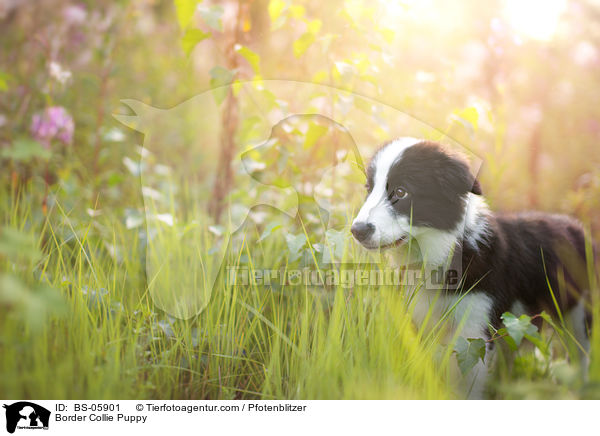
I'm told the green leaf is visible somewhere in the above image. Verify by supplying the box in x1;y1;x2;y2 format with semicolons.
293;32;316;58
451;107;479;136
235;44;261;74
268;0;286;23
0;71;12;92
289;4;305;18
292;19;322;58
303;123;328;149
323;229;345;263
307;19;322;34
258;222;282;243
107;172;124;187
496;327;518;350
501;312;538;347
380;28;395;44
181;28;211;56
198;4;223;31
525;331;549;356
239;115;264;143
454;337;486;374
209;66;235;105
459;107;479;130
1;138;51;162
174;0;200;30
286;233;307;262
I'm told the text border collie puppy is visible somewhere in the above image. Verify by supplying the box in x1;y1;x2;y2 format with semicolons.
351;137;592;398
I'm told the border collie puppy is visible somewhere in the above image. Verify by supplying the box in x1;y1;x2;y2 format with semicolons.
351;137;592;398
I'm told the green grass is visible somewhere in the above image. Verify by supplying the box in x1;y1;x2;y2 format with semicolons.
0;186;598;400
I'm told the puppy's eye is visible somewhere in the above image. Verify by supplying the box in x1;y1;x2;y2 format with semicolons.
395;187;408;199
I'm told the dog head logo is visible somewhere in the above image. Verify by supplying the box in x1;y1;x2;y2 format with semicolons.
3;402;50;434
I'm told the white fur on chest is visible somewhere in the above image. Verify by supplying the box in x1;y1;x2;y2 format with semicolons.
408;288;493;340
405;287;494;399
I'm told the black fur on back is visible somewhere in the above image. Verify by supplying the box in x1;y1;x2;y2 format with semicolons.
459;211;592;331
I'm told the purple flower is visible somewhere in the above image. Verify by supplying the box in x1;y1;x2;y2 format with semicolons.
30;106;74;148
63;4;87;26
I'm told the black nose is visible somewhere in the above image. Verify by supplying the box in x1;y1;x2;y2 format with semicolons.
351;222;375;242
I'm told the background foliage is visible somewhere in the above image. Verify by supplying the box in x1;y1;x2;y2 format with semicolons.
1;0;600;399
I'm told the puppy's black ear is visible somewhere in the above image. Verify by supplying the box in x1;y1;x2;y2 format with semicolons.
471;178;482;195
439;155;481;199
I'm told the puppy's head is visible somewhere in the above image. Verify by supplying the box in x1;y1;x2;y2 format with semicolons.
351;138;481;253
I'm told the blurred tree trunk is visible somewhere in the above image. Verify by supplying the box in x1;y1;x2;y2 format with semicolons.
208;0;247;223
209;83;239;223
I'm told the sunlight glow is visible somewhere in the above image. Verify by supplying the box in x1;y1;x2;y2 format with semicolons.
504;0;566;41
376;0;423;28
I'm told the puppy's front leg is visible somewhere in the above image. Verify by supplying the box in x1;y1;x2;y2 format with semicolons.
453;293;494;399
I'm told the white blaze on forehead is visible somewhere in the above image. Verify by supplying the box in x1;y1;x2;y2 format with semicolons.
354;137;420;224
